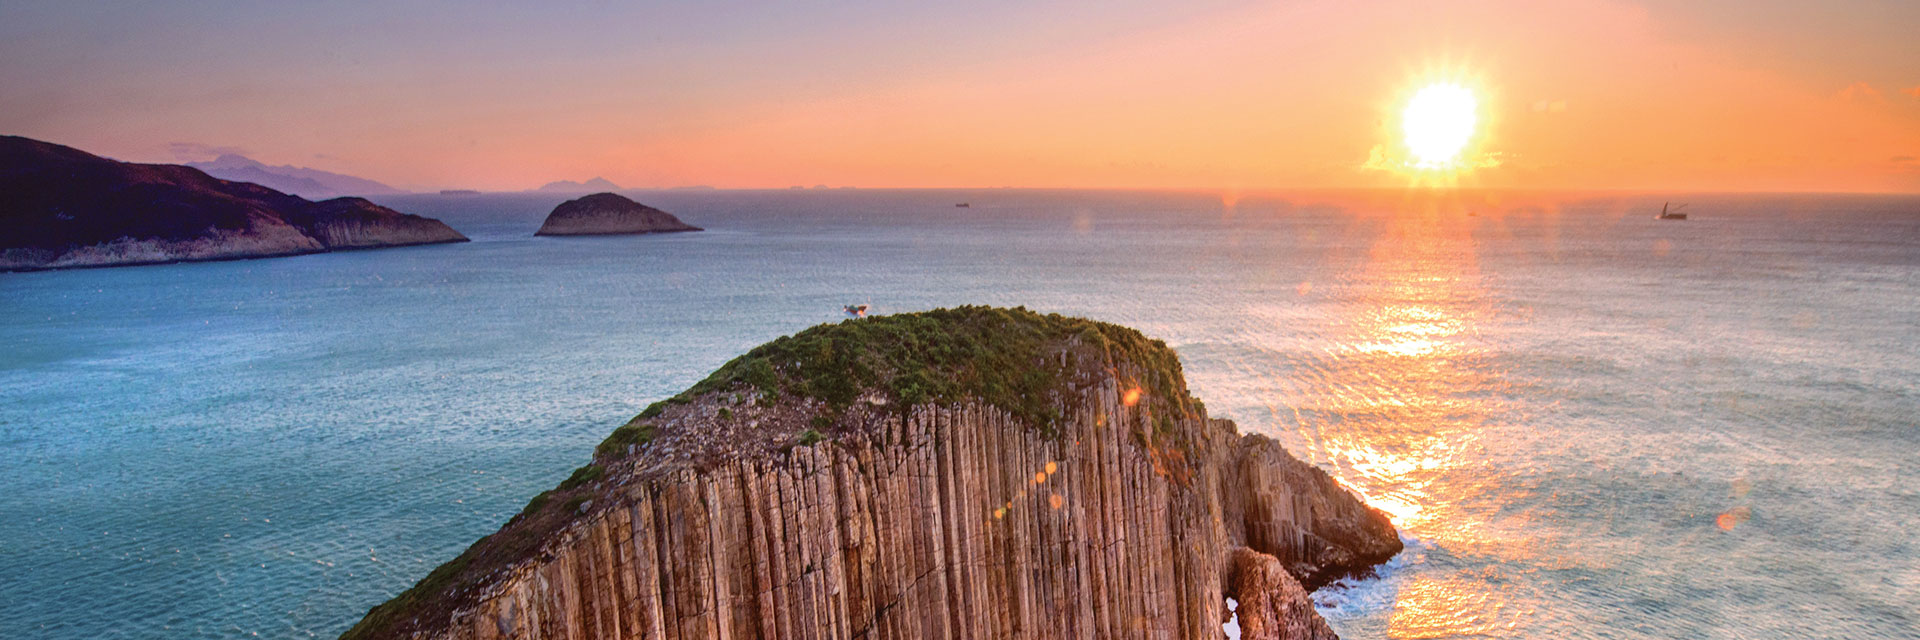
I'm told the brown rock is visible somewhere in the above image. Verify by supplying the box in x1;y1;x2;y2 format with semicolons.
1224;548;1338;640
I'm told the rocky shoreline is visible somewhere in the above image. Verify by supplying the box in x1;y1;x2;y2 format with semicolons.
342;307;1400;640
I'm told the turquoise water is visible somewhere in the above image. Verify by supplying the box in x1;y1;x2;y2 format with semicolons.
2;190;1915;638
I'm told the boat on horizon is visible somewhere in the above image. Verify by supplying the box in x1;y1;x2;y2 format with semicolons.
955;202;970;208
1657;202;1688;220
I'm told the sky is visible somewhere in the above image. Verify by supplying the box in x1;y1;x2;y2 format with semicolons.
2;0;1916;192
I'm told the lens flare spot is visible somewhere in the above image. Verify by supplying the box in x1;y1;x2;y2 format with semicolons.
1122;387;1143;406
1716;506;1752;531
1049;494;1065;510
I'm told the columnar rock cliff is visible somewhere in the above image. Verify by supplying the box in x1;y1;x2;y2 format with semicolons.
344;307;1399;640
0;135;466;271
535;193;701;236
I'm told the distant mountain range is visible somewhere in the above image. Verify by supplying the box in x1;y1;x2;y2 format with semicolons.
187;154;402;199
183;158;631;197
533;177;621;193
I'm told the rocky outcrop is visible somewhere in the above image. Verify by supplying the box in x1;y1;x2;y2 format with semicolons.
1226;549;1337;640
298;197;469;249
534;193;701;236
342;307;1399;639
0;135;466;271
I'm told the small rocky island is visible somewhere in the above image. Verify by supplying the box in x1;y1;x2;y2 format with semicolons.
0;136;467;271
534;192;701;236
342;307;1401;640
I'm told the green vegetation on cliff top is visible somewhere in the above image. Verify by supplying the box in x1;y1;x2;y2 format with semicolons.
343;305;1196;640
607;305;1194;450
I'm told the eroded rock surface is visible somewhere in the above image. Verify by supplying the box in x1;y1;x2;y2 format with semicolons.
1225;548;1338;640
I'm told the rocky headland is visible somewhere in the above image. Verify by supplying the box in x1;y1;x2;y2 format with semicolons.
342;307;1401;640
0;135;466;271
534;193;702;236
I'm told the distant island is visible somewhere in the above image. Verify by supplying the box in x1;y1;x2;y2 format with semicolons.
532;176;621;193
340;307;1400;640
0;136;467;271
534;192;702;236
187;154;402;199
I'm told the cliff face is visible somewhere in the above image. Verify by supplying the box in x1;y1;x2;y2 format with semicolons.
0;135;466;271
344;308;1399;640
535;193;701;236
300;198;473;249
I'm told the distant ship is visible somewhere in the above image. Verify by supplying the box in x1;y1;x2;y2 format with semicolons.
439;189;481;196
955;203;970;208
1657;202;1688;220
844;304;869;318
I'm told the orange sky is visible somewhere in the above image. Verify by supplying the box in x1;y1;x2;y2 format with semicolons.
3;0;1916;192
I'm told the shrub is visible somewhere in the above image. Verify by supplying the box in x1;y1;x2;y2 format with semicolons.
557;464;603;491
595;422;654;458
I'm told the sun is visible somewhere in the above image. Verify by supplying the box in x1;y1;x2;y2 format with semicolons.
1402;83;1478;168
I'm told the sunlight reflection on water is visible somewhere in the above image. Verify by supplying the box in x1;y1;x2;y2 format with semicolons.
1283;205;1529;636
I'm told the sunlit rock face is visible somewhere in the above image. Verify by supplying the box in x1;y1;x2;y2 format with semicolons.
534;193;701;236
1225;548;1338;640
342;307;1399;640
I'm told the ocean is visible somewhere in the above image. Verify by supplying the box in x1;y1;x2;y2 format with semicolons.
1;189;1915;639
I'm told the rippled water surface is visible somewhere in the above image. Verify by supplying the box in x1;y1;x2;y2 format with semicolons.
2;190;1916;638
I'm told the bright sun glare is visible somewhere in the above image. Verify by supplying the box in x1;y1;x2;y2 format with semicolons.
1402;83;1477;168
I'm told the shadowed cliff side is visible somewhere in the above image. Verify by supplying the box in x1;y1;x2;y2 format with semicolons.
343;306;1400;640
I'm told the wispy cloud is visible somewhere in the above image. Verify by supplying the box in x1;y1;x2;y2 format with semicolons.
166;142;248;162
1836;82;1883;102
1361;144;1505;173
1903;86;1920;99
